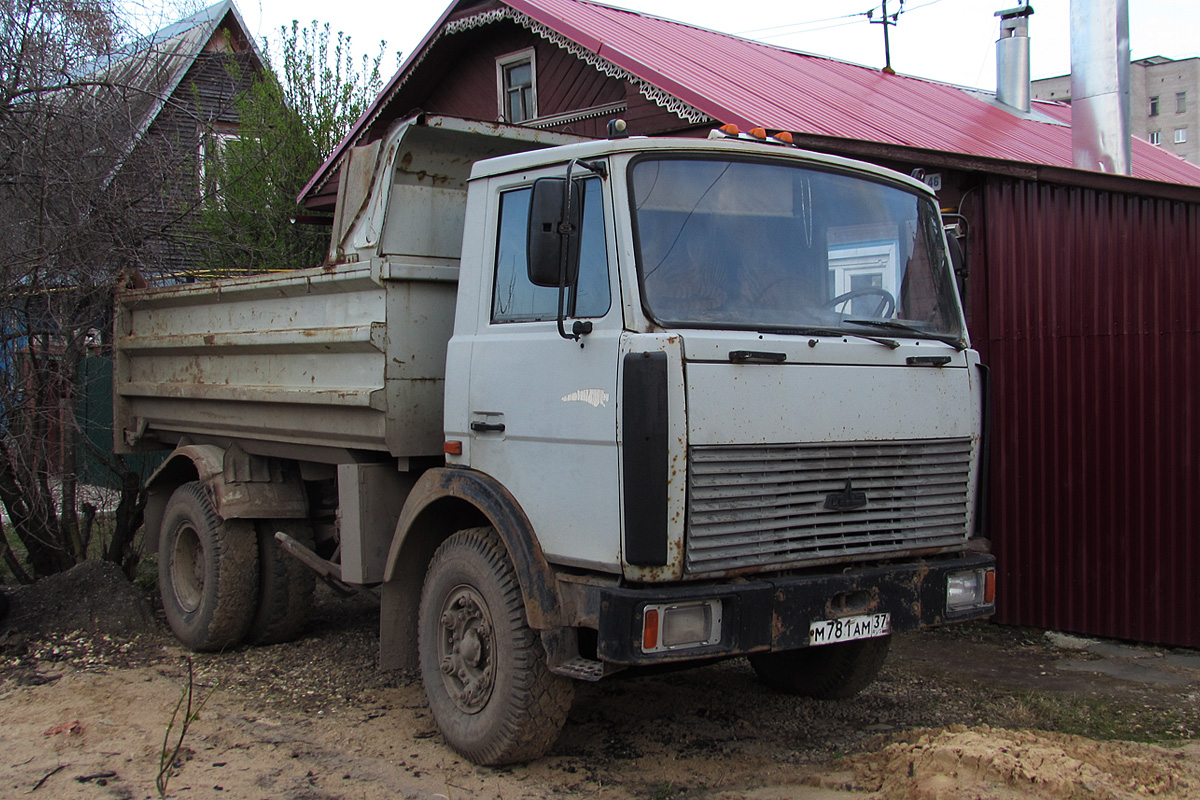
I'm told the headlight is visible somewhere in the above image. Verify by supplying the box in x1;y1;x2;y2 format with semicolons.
641;599;723;653
946;568;996;612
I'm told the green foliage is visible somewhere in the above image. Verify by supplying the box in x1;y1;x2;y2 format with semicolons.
279;20;386;165
195;21;386;276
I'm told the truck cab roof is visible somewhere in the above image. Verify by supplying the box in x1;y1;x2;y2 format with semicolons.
468;132;937;198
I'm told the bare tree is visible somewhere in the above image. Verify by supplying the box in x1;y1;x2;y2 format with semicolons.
0;0;201;580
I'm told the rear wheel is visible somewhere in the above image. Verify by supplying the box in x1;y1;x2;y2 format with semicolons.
749;636;891;699
418;527;574;765
158;482;258;651
249;519;316;644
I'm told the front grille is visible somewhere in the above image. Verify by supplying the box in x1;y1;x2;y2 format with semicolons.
685;438;972;575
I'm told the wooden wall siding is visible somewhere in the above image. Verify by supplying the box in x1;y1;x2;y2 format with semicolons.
424;23;622;123
620;84;700;135
419;22;689;136
980;176;1200;648
126;49;259;276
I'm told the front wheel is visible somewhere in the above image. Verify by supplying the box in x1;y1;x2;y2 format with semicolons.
158;482;258;651
749;636;890;699
418;527;574;765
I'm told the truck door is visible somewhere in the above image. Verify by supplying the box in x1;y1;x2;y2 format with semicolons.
466;171;623;571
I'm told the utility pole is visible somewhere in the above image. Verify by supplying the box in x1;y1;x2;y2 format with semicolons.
869;0;902;74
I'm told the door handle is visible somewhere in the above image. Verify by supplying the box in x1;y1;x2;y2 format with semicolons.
470;421;506;433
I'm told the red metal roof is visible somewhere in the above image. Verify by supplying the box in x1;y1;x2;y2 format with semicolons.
509;0;1200;185
301;0;1200;203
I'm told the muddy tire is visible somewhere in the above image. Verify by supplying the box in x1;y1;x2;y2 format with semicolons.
749;636;891;700
158;482;258;651
418;527;574;765
248;520;316;645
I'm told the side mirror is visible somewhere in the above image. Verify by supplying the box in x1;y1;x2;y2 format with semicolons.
946;230;969;309
947;232;967;279
527;178;582;287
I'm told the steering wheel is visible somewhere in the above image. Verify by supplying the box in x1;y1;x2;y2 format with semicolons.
821;288;896;319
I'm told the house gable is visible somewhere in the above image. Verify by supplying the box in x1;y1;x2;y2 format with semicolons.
302;1;714;209
422;20;630;137
382;11;706;140
108;3;267;275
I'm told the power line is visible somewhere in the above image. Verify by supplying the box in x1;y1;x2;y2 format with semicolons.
736;11;870;39
755;17;869;41
738;0;946;42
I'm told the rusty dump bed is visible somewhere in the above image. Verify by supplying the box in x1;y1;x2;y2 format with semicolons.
114;260;458;461
115;115;588;463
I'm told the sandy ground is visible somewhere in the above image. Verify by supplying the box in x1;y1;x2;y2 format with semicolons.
2;567;1199;800
4;658;1198;800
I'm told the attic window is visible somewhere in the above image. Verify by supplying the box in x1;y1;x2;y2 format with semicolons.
199;124;240;199
497;49;536;123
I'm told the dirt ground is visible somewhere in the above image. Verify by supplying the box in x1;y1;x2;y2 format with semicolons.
1;562;1198;800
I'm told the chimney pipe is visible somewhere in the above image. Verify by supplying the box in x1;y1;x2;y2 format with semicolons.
1070;0;1131;174
995;4;1033;113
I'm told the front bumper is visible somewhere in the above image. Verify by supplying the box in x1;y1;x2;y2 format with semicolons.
595;553;995;666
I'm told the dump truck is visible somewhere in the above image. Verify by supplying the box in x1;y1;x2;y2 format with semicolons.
115;113;996;765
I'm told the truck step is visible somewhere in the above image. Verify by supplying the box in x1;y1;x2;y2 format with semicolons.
552;657;606;682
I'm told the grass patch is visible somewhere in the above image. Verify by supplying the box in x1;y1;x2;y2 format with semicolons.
967;687;1199;743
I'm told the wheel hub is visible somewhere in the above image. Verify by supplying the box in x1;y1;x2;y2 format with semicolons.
169;523;205;613
437;586;496;714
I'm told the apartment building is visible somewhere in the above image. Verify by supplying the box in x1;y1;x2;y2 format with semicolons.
1032;56;1200;165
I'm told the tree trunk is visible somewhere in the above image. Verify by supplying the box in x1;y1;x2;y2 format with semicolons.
107;468;146;579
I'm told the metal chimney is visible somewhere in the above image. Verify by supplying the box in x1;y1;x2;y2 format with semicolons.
995;4;1034;113
1070;0;1131;174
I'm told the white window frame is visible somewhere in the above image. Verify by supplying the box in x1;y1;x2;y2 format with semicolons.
198;125;240;199
1149;130;1161;145
828;243;898;316
1149;95;1159;117
1175;127;1188;144
496;48;537;124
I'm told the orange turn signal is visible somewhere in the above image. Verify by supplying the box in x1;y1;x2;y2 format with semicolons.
444;440;463;456
984;570;996;604
642;608;660;651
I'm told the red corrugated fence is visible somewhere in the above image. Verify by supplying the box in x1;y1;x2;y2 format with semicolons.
981;177;1200;647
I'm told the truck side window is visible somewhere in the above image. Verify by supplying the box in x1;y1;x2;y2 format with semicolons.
492;179;610;323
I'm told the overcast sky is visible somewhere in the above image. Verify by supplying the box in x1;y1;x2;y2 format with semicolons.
227;0;1200;93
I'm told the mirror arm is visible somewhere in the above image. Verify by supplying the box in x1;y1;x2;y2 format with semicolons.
556;159;578;340
556;158;606;342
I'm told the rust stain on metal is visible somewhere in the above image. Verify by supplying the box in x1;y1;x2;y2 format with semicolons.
824;589;880;619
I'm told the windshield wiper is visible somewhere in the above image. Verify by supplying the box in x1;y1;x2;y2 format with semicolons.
844;319;967;351
759;327;900;349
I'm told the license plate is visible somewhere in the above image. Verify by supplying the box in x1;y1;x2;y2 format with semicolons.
808;613;891;646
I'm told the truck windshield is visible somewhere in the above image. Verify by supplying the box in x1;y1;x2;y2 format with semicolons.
631;157;963;341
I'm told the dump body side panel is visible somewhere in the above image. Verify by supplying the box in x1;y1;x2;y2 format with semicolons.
114;261;456;460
